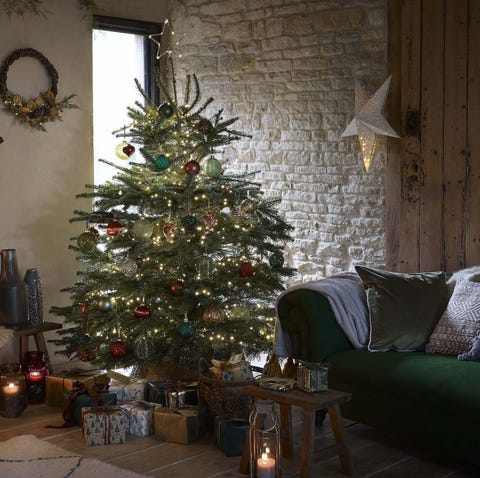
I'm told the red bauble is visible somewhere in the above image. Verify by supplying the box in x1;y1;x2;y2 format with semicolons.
134;304;151;319
106;220;123;236
196;118;213;135
110;340;128;358
184;159;200;175
122;143;135;157
238;261;254;277
170;280;185;296
80;301;90;314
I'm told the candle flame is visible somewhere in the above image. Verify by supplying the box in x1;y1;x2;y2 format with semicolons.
261;452;268;462
7;383;15;389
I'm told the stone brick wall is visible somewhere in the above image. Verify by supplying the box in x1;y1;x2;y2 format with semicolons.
169;0;388;283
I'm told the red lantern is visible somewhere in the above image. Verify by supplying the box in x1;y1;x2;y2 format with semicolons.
184;159;200;175
21;351;48;403
238;261;254;277
170;280;184;296
134;304;151;319
110;340;128;358
106;220;123;236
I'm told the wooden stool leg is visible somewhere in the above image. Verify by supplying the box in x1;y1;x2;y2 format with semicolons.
33;332;53;374
19;335;28;363
327;404;354;476
300;409;314;478
280;403;293;459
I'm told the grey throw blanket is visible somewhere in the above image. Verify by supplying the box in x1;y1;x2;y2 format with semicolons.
274;272;370;357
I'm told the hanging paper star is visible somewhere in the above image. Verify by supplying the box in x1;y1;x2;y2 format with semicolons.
149;19;186;60
341;75;400;172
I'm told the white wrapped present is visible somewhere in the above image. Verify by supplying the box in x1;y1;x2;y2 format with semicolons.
119;400;163;437
107;371;146;404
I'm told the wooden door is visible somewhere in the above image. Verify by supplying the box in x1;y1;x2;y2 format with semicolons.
386;0;480;273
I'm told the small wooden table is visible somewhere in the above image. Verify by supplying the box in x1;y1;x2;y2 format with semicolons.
238;385;353;478
13;322;62;374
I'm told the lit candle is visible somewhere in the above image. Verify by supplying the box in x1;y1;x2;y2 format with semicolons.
257;452;276;478
2;382;20;396
28;371;43;382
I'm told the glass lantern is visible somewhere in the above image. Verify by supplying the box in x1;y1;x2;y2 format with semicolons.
249;399;281;478
0;363;28;418
21;350;48;403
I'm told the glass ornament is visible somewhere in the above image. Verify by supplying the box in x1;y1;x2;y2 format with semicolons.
196;118;213;135
196;255;214;279
97;298;111;311
81;301;90;315
239;262;254;277
159;102;174;117
0;363;27;418
181;215;197;233
155;154;171;170
177;320;196;338
241;198;257;214
77;231;98;252
134;304;151;319
163;222;177;242
115;141;130;160
203;306;224;325
106;220;122;236
110;340;128;358
121;260;138;277
205;156;222;177
76;334;98;362
132;219;154;240
170;280;184;296
122;143;135;157
230;305;251;321
269;252;284;269
184;159;200;175
203;210;217;231
133;337;155;360
249;400;281;478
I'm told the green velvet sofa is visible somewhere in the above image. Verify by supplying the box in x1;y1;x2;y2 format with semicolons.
276;289;480;465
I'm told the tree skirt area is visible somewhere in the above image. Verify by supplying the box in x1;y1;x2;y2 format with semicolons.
0;435;147;478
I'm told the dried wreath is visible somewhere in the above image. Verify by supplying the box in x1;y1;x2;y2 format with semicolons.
0;48;77;131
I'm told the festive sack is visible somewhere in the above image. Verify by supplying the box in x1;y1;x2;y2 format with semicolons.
82;405;127;446
63;390;117;426
119;400;163;437
215;416;249;457
45;370;109;408
209;353;254;382
153;408;198;444
146;380;198;408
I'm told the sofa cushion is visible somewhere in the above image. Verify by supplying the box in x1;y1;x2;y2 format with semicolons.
327;349;480;419
355;266;449;352
426;279;480;356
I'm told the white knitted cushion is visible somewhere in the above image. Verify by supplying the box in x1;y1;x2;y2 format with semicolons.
426;279;480;356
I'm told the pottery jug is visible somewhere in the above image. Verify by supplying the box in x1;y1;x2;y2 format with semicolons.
24;268;43;326
0;249;28;329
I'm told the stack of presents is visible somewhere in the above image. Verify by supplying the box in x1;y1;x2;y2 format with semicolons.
44;353;254;455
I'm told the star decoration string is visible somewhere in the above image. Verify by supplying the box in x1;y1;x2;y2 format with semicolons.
149;19;186;60
341;75;400;172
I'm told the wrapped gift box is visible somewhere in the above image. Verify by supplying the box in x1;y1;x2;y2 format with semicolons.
64;390;117;426
45;370;109;408
209;353;254;382
146;380;198;408
215;417;248;457
154;408;198;444
108;375;146;405
82;406;127;445
119;400;163;437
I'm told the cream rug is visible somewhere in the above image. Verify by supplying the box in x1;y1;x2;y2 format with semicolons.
0;435;147;478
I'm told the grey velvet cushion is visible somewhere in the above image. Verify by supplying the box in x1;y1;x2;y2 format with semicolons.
355;266;449;352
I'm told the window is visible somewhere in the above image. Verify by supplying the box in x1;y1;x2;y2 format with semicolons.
92;16;162;184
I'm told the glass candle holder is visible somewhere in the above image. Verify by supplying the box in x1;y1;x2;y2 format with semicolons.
21;351;48;403
249;399;280;478
0;363;28;418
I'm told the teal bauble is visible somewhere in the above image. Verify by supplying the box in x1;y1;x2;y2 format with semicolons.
205;156;222;177
132;219;154;240
229;305;251;321
97;298;111;311
77;231;98;252
155;154;171;170
158;102;174;117
177;320;196;338
269;251;285;268
181;215;197;233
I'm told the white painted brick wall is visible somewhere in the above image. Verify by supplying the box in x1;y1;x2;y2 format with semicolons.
169;0;388;284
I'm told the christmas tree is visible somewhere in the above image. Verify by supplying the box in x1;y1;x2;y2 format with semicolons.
50;58;295;374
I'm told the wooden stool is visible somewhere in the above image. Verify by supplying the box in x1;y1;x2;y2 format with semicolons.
238;385;353;478
13;322;62;374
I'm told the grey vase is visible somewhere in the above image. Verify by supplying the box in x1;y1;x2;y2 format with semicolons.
24;268;43;326
0;249;28;329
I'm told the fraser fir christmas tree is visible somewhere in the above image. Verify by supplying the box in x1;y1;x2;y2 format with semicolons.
51;58;295;374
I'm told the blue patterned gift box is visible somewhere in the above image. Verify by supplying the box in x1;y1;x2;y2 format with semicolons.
82;406;127;445
119;400;163;437
108;378;146;405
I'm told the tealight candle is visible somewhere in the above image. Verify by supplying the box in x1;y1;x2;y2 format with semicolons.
2;382;20;396
257;452;276;478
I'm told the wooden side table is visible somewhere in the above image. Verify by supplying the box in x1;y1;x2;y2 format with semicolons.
238;385;353;478
13;322;62;374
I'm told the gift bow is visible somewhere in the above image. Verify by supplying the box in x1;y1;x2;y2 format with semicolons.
210;353;245;371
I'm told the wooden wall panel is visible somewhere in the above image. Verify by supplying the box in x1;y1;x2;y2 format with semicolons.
419;0;445;271
443;0;468;271
466;0;480;265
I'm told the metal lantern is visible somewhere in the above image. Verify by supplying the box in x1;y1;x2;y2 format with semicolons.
249;399;280;478
0;363;27;418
